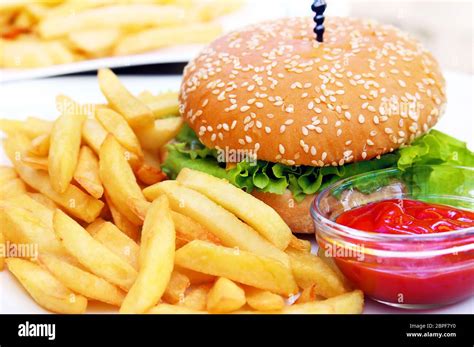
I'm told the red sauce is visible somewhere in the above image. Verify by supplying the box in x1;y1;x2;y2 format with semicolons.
336;199;474;235
320;199;474;306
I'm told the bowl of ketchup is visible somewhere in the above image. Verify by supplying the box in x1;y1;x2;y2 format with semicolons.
311;165;474;309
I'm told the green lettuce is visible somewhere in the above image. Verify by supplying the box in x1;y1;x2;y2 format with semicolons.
163;125;474;202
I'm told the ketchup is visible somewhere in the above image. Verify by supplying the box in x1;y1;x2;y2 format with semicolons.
319;199;474;307
336;199;474;235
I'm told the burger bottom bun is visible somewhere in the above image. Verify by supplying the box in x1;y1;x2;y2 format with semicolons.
251;190;315;234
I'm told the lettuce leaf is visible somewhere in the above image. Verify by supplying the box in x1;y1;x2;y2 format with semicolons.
397;129;474;199
163;125;474;202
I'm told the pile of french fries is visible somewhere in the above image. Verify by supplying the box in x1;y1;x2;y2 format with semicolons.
0;0;242;68
0;69;363;314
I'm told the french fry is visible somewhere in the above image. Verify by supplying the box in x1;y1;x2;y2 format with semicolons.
0;197;69;259
143;181;289;266
73;146;104;199
162;271;190;304
282;290;364;314
171;211;221;248
195;0;243;21
103;192;140;241
46;40;76;65
135;117;183;152
148;303;206;314
179;284;211;311
29;133;50;157
7;194;54;228
53;210;137;291
286;248;347;298
288;235;312;253
236;290;364;314
177;168;292;250
1;39;54;68
98;68;154;129
68;28;120;57
82;118;108;155
137;91;179;119
114;22;221;55
295;285;323;304
175;240;298;296
174;265;216;285
134;150;166;185
22;155;48;171
207;278;246;313
0;178;27;199
6;258;88;314
26;192;58;210
245;287;285;312
14;166;103;222
39;253;126;307
90;221;139;270
0;231;5;271
86;218;107;237
3;135;103;222
99;135;148;225
0;117;52;138
0;166;18;184
120;196;175;313
317;247;352;289
38;5;187;39
96;107;143;158
48;108;85;193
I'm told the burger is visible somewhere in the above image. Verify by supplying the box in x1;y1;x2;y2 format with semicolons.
162;17;473;233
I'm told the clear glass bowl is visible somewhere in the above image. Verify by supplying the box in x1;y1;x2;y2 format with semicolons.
311;165;474;309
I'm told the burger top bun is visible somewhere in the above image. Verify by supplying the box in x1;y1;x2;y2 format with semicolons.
179;17;446;167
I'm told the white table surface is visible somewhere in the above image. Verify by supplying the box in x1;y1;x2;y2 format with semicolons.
0;71;473;314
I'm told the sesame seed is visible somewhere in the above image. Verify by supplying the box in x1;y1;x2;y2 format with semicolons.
336;129;342;137
279;144;285;155
344;111;351;120
358;114;365;124
240;105;250;112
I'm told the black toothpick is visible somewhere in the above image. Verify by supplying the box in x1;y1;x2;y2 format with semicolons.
312;0;327;43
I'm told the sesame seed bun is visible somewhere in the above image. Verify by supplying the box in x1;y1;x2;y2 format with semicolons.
179;16;446;167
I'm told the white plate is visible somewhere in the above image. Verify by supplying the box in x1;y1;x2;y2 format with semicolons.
0;72;473;314
0;0;288;83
